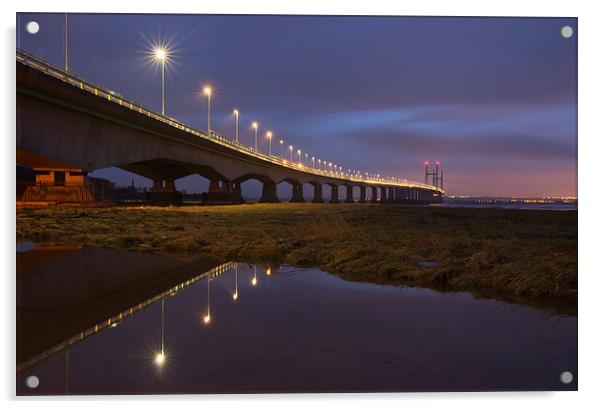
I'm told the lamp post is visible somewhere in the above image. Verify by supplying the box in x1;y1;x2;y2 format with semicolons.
233;110;239;143
289;145;293;162
153;48;168;115
266;131;273;156
297;149;302;165
312;156;315;169
305;153;308;167
65;13;69;71
252;122;258;152
280;140;284;159
203;86;212;137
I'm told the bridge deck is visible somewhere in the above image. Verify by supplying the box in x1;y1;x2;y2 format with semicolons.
16;49;443;194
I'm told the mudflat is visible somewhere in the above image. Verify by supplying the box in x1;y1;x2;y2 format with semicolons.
16;203;577;304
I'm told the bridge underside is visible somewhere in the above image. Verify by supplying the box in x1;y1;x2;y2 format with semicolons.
16;60;443;205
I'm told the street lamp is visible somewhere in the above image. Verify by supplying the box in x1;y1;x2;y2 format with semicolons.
65;13;69;71
297;149;302;165
153;47;169;115
252;122;259;152
280;140;284;159
266;131;273;156
203;86;212;137
318;159;321;171
289;145;293;162
312;156;315;169
233;109;239;143
305;153;308;167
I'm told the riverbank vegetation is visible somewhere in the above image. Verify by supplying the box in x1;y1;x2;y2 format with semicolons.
16;203;577;304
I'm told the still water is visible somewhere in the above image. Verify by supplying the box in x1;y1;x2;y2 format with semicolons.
17;245;577;394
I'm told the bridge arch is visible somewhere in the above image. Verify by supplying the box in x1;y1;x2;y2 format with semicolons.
234;173;279;203
276;177;305;203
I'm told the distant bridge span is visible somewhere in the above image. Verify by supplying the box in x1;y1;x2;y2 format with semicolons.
16;50;443;204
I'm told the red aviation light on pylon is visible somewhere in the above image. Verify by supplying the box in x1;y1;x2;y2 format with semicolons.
436;161;440;166
424;161;429;166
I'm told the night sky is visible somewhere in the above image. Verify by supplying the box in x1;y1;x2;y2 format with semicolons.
17;13;577;197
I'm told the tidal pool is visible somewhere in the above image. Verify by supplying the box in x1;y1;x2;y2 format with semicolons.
17;245;577;394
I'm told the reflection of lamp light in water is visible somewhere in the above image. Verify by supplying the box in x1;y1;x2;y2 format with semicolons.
203;273;211;324
251;266;257;286
233;264;239;300
154;299;166;366
266;267;271;276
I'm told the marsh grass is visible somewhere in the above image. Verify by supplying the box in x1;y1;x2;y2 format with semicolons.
16;203;577;303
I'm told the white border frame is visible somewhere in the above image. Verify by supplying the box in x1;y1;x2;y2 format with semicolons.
3;1;601;407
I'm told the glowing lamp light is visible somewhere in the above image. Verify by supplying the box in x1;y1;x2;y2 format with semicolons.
203;86;212;96
203;314;211;324
424;161;429;166
153;48;167;61
266;268;271;276
233;109;239;115
252;122;258;129
251;277;257;286
154;352;166;366
233;292;238;300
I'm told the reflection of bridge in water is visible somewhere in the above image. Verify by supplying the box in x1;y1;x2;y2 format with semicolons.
17;50;443;205
17;244;244;372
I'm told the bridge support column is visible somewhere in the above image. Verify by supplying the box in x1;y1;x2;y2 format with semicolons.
358;186;367;203
208;179;230;193
393;188;403;204
345;185;354;203
370;186;378;203
398;187;410;203
380;187;388;203
259;181;279;203
203;179;243;205
329;185;340;204
418;189;424;202
409;188;418;202
231;182;244;203
148;179;183;205
387;187;394;203
312;184;324;203
290;183;305;203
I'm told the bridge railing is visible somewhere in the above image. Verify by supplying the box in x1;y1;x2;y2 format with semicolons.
17;49;443;193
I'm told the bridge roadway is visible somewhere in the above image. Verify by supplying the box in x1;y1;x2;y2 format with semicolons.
16;50;444;205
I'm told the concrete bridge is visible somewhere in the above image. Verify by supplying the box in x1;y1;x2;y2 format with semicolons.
16;50;444;205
